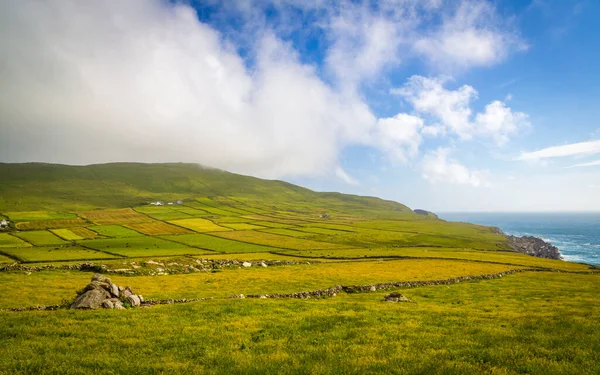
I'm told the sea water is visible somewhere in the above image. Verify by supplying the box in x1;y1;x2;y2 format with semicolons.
439;212;600;266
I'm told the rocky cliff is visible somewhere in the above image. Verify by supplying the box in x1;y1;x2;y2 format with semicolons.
507;235;563;260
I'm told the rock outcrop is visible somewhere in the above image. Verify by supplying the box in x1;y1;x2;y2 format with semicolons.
384;292;409;302
507;235;562;260
413;209;438;218
70;274;141;310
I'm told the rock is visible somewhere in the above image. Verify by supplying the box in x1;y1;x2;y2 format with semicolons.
109;283;120;298
84;281;111;292
127;295;141;307
259;295;268;299
384;292;409;303
259;262;267;268
71;289;110;309
138;295;144;303
121;287;134;298
91;273;111;284
102;300;115;309
242;262;252;267
114;300;125;309
369;286;377;292
507;235;562;260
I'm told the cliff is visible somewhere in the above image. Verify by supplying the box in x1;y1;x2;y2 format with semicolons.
507;235;563;260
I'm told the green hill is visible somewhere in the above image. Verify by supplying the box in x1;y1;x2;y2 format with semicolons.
0;162;410;214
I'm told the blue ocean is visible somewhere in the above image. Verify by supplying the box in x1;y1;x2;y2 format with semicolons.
439;212;600;266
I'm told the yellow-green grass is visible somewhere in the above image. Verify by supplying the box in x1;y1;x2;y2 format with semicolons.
296;226;354;235
212;230;353;251
259;228;318;237
174;206;212;216
81;237;213;257
0;259;522;307
125;222;192;236
0;233;32;248
248;221;297;228
133;206;192;221
51;227;101;241
220;223;266;230
3;211;77;222
289;247;596;272
212;216;254;223
12;230;67;246
0;253;15;263
0;246;120;263
191;205;240;216
196;252;309;262
15;218;88;230
244;214;309;225
87;225;144;238
168;218;231;233
0;272;598;374
78;208;153;225
162;234;285;254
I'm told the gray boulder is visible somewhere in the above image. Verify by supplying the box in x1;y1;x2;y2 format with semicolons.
242;262;252;267
114;300;125;309
384;292;409;303
121;287;134;298
91;273;111;284
71;289;110;309
109;283;120;298
102;300;115;309
127;294;141;307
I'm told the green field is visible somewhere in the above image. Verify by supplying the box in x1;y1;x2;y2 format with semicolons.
0;233;32;248
1;246;121;262
80;236;213;257
12;230;68;246
0;162;598;374
163;233;286;254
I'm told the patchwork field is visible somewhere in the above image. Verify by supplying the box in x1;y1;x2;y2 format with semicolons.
1;163;599;374
78;208;152;225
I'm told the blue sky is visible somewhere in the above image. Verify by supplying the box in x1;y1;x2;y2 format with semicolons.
1;0;599;211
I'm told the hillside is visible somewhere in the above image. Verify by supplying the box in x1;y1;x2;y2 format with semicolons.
0;162;598;374
0;162;411;215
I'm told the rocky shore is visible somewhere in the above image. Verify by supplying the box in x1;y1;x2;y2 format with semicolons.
507;235;563;260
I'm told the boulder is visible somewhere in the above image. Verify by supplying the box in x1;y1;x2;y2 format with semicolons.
84;281;111;293
91;273;111;284
121;287;134;298
102;300;115;309
71;289;110;309
369;286;377;292
259;262;268;268
127;294;141;307
138;295;144;303
242;262;252;267
109;283;120;298
114;300;125;309
384;292;409;303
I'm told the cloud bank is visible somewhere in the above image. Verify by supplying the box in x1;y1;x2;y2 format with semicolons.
0;0;525;185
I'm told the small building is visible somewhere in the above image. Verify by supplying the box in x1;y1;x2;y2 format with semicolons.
150;201;164;206
167;202;174;205
0;219;9;228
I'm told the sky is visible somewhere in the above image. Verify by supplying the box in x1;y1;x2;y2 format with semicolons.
1;0;599;212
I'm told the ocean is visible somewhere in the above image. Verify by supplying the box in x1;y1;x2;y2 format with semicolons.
439;212;600;266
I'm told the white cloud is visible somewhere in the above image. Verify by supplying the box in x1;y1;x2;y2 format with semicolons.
335;166;359;185
0;0;381;179
568;160;600;168
421;148;489;187
394;76;528;144
371;113;423;163
474;100;530;144
415;0;526;70
517;140;600;160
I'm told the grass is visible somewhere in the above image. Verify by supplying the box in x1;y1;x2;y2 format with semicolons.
51;227;102;241
78;208;153;225
80;236;212;257
12;230;68;246
15;218;89;230
3;211;77;222
259;228;318;237
168;218;231;233
0;233;32;248
0;272;598;374
0;253;15;263
212;230;350;250
0;246;121;263
87;225;145;238
125;222;192;236
220;223;266;230
162;233;285;254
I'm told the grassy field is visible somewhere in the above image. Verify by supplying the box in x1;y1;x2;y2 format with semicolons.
0;163;598;374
